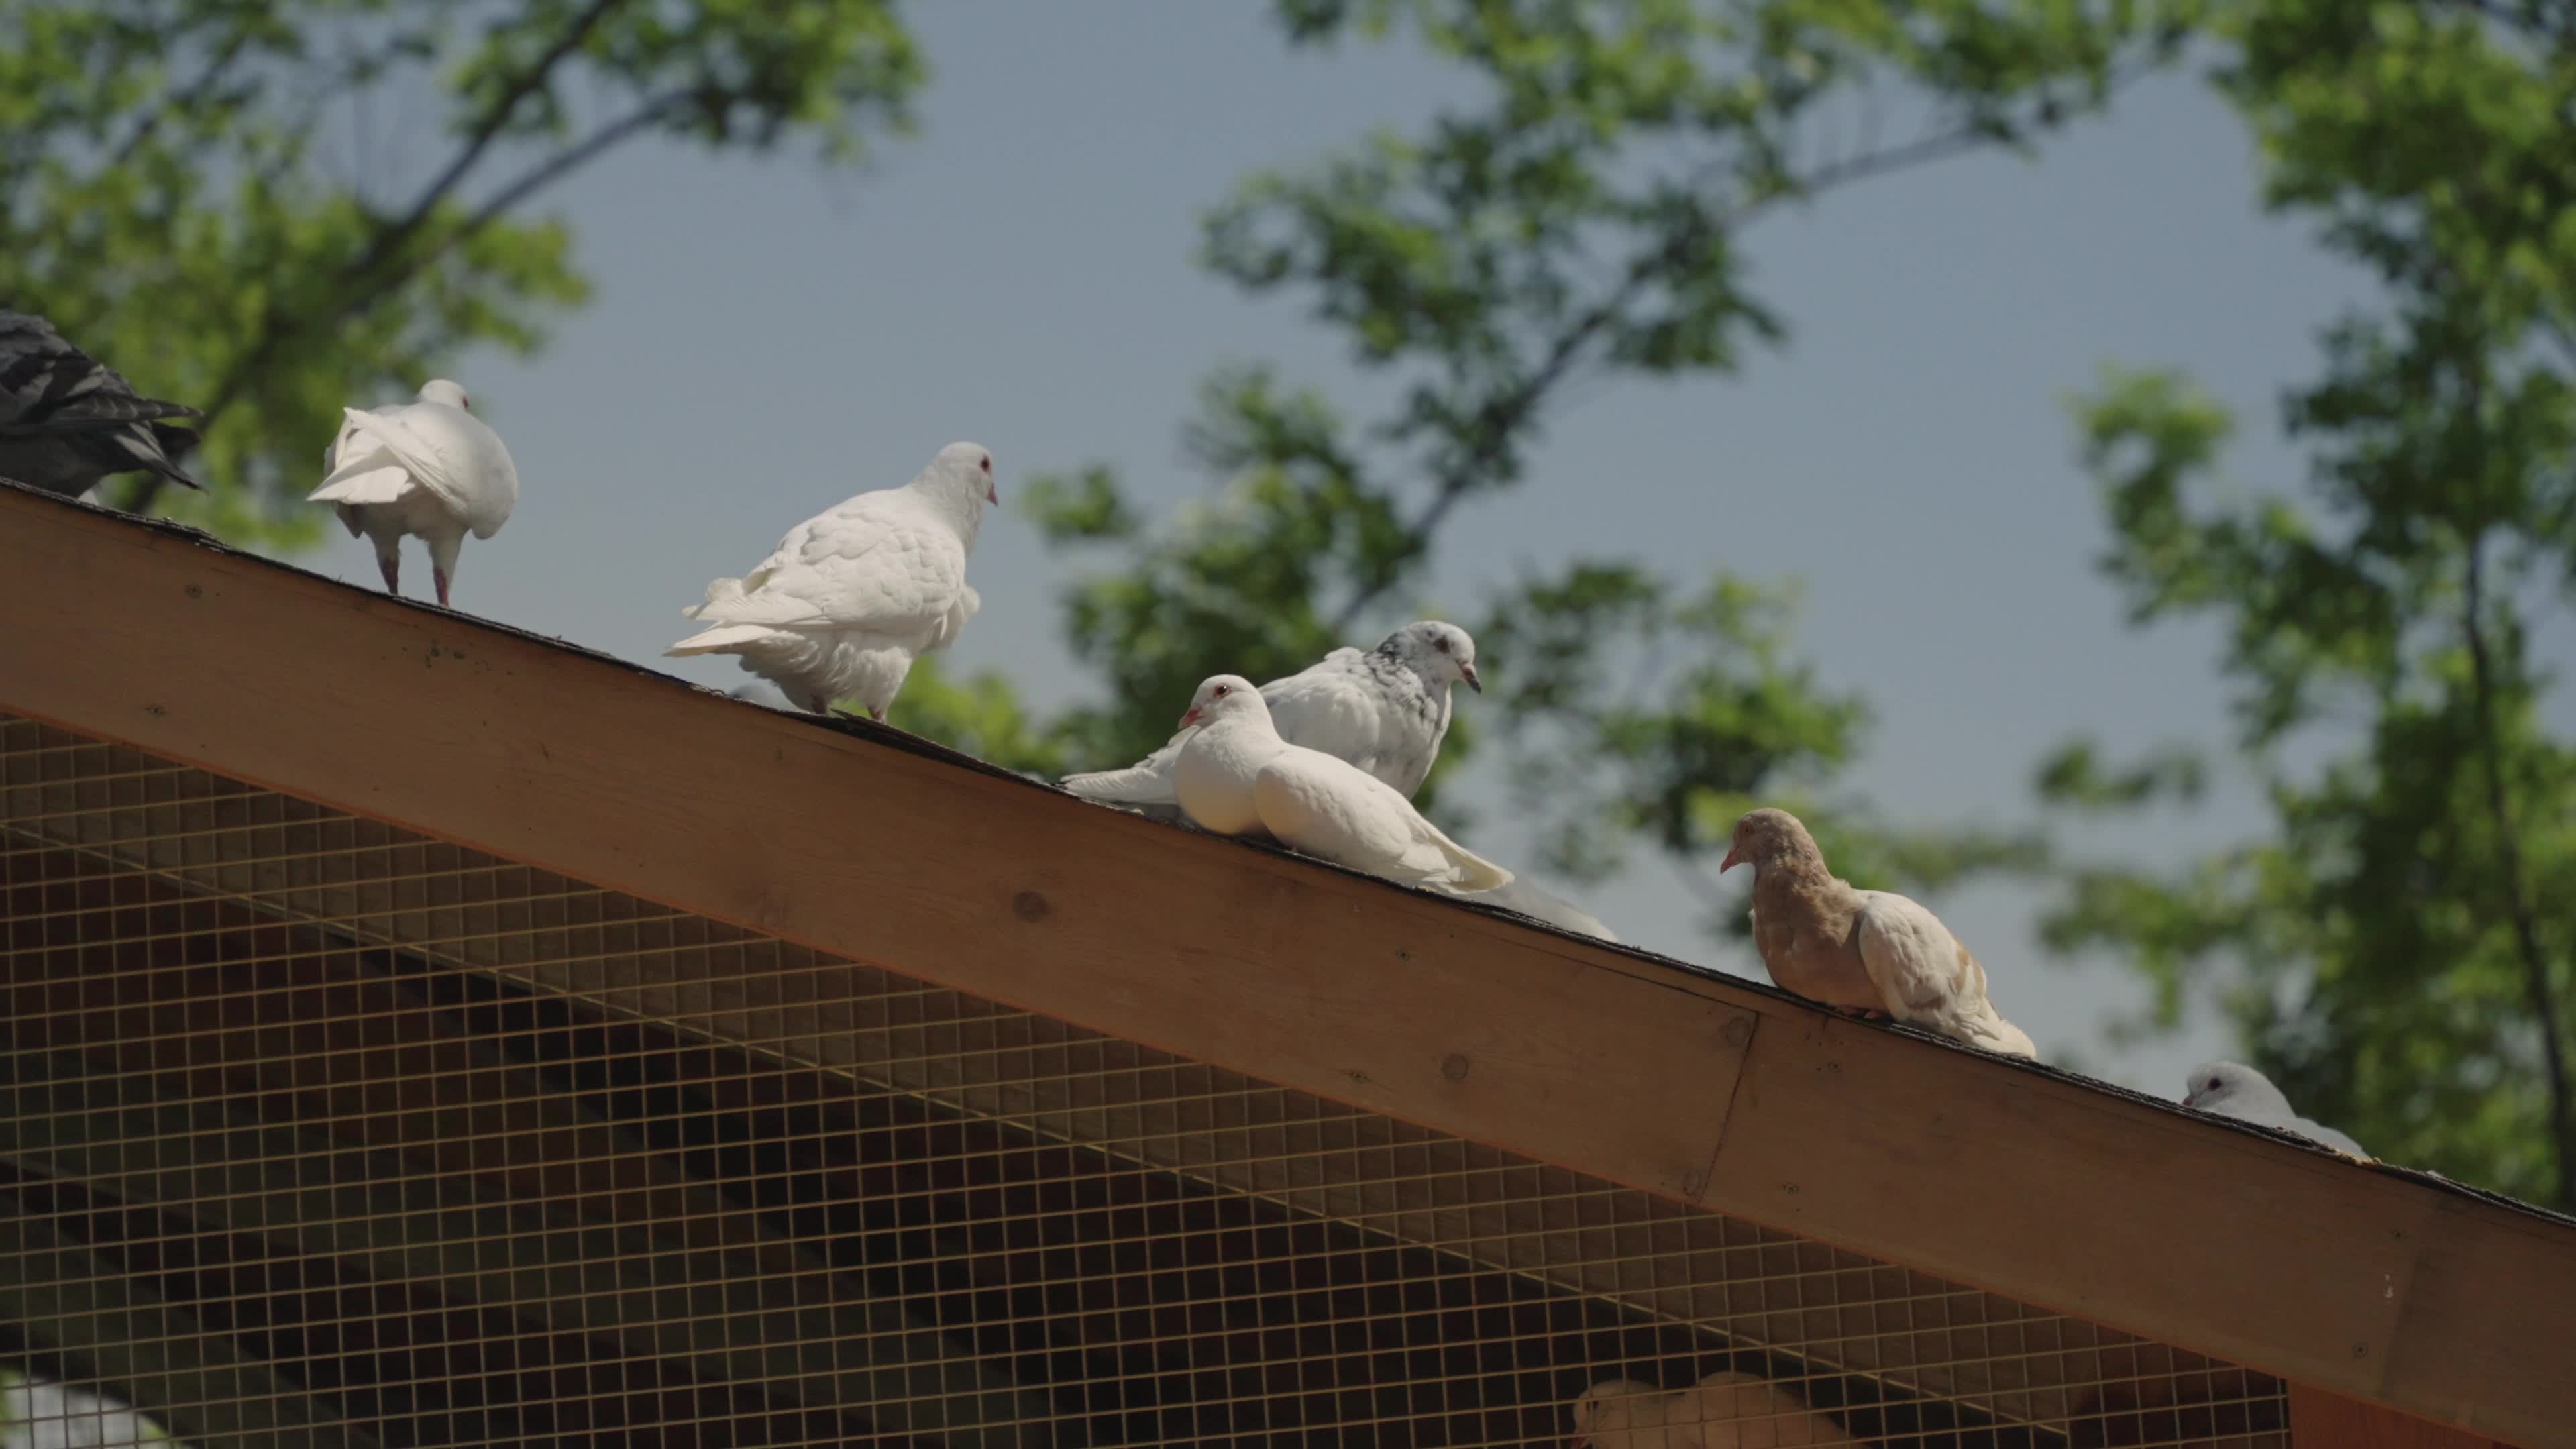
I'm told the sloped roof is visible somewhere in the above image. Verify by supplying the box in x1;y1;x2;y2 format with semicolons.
2;480;2570;1446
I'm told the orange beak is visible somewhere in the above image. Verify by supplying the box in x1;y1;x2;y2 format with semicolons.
1179;706;1202;729
1718;845;1742;873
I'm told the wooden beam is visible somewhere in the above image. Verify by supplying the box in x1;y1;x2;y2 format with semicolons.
2290;1383;2511;1448
0;751;2116;1426
2;486;2572;1446
0;853;1063;1447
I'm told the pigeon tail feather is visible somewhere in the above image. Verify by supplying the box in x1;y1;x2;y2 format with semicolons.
337;406;462;502
1061;759;1180;806
97;429;203;490
1441;844;1513;893
685;586;835;630
145;421;206;490
1403;819;1511;891
308;453;415;505
666;622;795;656
680;577;748;619
1963;1010;2037;1059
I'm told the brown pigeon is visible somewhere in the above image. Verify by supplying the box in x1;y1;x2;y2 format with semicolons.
1719;807;2036;1058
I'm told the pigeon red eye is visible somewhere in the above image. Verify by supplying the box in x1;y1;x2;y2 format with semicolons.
1214;686;1229;697
1434;637;1450;652
981;456;991;472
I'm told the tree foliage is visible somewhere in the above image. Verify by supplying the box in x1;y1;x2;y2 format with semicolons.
0;0;922;543
50;0;2571;1207
2039;1;2576;1205
902;0;2184;941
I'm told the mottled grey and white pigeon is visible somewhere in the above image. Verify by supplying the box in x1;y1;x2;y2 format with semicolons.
0;308;203;498
2182;1062;2368;1158
1061;621;1479;814
667;442;996;719
1171;674;1511;892
309;380;519;608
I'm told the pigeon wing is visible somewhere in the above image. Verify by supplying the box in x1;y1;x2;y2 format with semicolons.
334;402;519;538
1854;891;2036;1056
0;311;202;433
1851;890;1976;1022
1253;749;1510;891
692;506;968;639
1260;650;1383;757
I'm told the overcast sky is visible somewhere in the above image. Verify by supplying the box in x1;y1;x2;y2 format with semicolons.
270;4;2569;1099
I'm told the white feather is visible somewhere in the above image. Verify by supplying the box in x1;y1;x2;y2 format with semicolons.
308;380;519;601
665;442;995;717
1171;676;1510;894
1062;623;1473;806
1851;890;2037;1059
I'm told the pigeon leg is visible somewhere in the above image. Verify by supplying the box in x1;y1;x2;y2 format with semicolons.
375;552;401;597
1833;1004;1895;1022
432;566;451;609
869;706;887;723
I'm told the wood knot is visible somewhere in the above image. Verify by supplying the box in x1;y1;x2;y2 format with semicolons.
1440;1053;1470;1081
1719;1015;1754;1050
1011;890;1051;923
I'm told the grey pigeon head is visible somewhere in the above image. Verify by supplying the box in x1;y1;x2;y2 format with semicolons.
1375;620;1480;692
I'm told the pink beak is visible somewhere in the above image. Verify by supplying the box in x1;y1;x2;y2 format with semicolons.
987;480;998;505
1179;706;1202;729
1719;845;1742;873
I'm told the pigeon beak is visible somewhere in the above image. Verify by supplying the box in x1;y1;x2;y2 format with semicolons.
1178;706;1201;729
1460;663;1482;693
2182;1091;2206;1110
1718;845;1743;873
987;480;999;506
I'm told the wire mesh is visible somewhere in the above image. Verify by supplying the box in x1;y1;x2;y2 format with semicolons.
0;714;2289;1448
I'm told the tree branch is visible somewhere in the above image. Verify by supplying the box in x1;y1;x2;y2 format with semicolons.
117;0;639;515
109;24;258;169
2460;526;2576;1211
343;0;631;290
1326;105;2090;634
453;89;701;240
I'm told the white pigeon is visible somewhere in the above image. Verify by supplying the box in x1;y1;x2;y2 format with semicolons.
2182;1062;2369;1158
1571;1373;1862;1448
1061;621;1481;812
307;379;518;607
667;441;995;719
1170;674;1511;893
0;307;203;498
